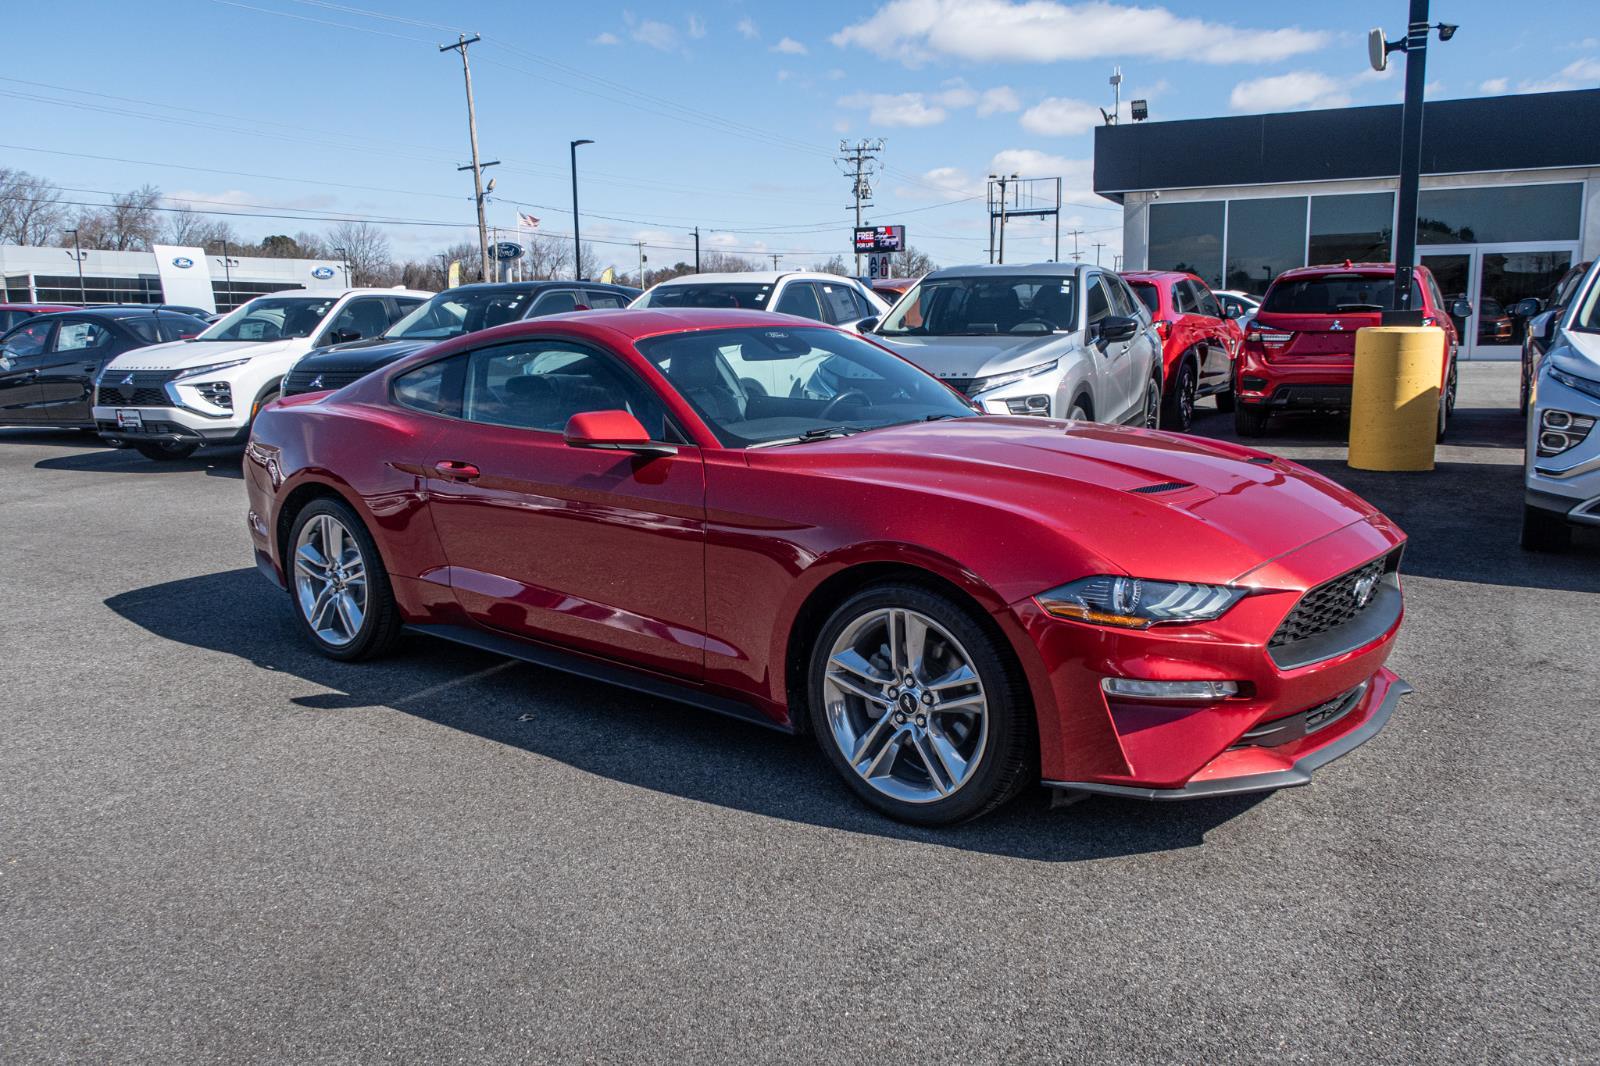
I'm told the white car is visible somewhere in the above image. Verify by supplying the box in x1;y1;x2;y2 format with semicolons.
1522;259;1600;551
94;287;429;460
870;263;1164;426
632;271;889;333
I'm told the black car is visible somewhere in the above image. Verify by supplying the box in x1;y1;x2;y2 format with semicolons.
281;281;642;396
0;308;210;429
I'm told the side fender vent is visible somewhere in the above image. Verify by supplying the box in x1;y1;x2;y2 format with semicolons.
1129;480;1192;495
1246;456;1275;465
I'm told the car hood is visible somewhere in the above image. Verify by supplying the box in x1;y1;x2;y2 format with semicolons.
752;417;1388;590
103;337;296;371
871;333;1080;379
293;337;434;373
1554;329;1600;374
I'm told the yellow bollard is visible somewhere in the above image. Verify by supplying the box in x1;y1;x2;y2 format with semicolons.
1347;326;1445;472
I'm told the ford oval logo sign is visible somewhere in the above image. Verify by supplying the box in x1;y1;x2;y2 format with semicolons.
311;266;336;280
172;256;194;269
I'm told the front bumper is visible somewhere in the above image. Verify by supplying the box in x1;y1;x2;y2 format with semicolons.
93;404;248;446
1524;370;1600;522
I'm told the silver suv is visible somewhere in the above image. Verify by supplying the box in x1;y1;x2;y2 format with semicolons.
1523;259;1600;551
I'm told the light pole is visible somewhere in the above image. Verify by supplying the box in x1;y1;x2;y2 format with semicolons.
65;228;87;305
570;139;593;281
334;246;352;288
1369;4;1458;319
216;238;239;312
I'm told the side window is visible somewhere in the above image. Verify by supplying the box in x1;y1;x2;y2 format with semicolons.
1085;277;1111;328
774;282;824;321
393;355;465;417
1190;281;1223;319
584;290;627;310
388;298;424;324
817;283;861;325
850;286;876;318
460;340;666;436
325;297;390;341
1;321;54;359
1104;277;1135;319
52;321;113;352
528;290;581;317
154;317;202;342
1171;281;1197;315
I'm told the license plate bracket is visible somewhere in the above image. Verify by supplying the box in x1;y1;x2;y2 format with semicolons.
116;409;144;430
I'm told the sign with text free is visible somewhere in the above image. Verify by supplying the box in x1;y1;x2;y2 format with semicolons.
853;224;905;254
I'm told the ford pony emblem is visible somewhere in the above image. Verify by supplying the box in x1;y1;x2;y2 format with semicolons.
311;266;336;280
171;256;194;269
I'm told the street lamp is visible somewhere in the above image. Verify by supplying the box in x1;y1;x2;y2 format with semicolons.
1368;3;1460;319
65;228;86;305
570;139;593;281
333;246;352;288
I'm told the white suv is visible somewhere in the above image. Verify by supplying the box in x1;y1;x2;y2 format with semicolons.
1522;259;1600;551
94;287;428;460
631;271;889;332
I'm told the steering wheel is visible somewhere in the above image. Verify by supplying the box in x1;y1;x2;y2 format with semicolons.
820;389;870;420
1009;316;1054;333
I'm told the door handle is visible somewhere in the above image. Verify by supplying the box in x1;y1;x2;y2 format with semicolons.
432;460;480;482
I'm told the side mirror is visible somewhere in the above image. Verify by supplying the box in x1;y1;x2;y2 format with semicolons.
563;410;676;457
1449;298;1473;319
1512;298;1542;318
855;316;879;333
1096;315;1138;343
1223;305;1243;319
328;328;362;344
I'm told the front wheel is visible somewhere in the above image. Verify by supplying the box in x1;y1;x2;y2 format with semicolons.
133;440;199;461
1161;357;1198;431
808;584;1035;825
287;498;403;660
1140;375;1161;429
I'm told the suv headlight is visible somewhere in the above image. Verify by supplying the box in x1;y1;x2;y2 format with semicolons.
1036;575;1247;629
1549;366;1600;402
173;358;251;381
970;358;1059;394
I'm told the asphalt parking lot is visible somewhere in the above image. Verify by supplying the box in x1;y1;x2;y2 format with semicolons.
2;362;1596;1064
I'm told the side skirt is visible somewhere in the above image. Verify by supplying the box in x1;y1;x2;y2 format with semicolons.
406;623;794;735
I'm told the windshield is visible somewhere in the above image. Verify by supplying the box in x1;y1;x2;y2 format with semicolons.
1261;274;1395;315
200;296;337;342
877;275;1078;336
635;325;973;448
1570;267;1600;333
389;288;535;339
635;283;772;310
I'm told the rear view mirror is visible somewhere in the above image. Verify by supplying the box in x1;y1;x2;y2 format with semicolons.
1096;315;1138;343
1512;298;1542;318
564;410;676;457
1449;298;1473;319
855;316;879;333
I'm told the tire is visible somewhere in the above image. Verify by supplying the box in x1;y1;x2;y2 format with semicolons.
1437;361;1458;442
1067;397;1091;422
1160;355;1198;431
249;387;281;426
1140;375;1161;429
1234;404;1270;437
1520;504;1572;553
807;584;1035;826
285;497;403;660
1519;352;1531;416
133;440;199;461
1214;366;1237;412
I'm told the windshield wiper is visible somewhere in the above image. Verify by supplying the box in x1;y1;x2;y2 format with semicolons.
750;425;861;448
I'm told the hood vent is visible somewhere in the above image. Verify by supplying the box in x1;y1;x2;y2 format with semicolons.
1246;456;1275;465
1129;480;1193;495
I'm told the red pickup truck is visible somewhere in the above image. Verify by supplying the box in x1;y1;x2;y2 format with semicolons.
1233;262;1464;440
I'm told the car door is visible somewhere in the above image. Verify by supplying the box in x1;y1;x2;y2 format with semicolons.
1109;274;1161;406
417;336;707;680
0;319;56;424
317;296;391;346
38;317;129;424
582;289;629;310
1185;281;1234;392
526;289;584;318
774;281;827;323
1083;273;1134;421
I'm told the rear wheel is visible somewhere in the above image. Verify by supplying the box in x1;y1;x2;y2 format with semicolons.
1520;504;1572;553
1437;360;1458;442
808;584;1034;825
1234;404;1270;437
133;440;198;461
1140;375;1161;429
1161;355;1198;431
287;498;403;660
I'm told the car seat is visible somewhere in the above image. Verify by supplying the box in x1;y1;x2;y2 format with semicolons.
666;348;745;424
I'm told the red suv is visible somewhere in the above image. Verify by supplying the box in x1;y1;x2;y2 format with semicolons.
1234;262;1463;439
1122;271;1243;430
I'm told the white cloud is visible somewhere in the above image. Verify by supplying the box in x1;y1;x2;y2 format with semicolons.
592;31;621;45
833;0;1328;67
737;17;759;39
687;14;706;39
977;86;1021;116
826;68;846;80
626;13;680;51
1019;96;1103;136
772;36;808;55
838;91;949;127
1479;77;1509;94
989;149;1089;182
1514;57;1600;93
1229;71;1352;112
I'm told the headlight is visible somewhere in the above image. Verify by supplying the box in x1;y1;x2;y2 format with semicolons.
1549;366;1600;402
1036;575;1247;628
970;359;1059;395
173;358;251;381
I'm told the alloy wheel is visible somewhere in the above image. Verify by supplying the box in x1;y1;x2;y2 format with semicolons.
1179;365;1197;428
1143;379;1161;428
821;607;989;804
293;513;368;647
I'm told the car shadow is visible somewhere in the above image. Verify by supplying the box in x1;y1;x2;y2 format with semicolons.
105;568;1267;862
34;446;244;480
0;427;109;450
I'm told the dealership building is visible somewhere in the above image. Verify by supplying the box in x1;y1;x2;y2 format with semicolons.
0;243;348;315
1094;88;1600;359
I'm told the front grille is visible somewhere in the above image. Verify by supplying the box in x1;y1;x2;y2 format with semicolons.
937;376;977;395
1270;550;1400;649
97;370;178;407
282;367;368;396
1232;683;1367;749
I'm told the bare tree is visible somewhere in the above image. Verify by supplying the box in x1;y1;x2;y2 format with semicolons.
699;251;764;273
891;244;937;278
327;221;392;287
160;203;241;254
810;254;851;276
0;168;67;246
76;184;162;251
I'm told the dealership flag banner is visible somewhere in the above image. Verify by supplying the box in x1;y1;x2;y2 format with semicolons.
518;212;540;229
447;260;461;289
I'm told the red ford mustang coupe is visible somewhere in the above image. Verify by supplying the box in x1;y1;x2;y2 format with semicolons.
245;308;1409;825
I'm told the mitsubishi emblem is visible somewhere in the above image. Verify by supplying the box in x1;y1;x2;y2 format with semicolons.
309;375;324;390
121;373;135;386
1330;320;1345;332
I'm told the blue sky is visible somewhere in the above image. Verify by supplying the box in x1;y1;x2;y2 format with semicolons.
4;0;1596;273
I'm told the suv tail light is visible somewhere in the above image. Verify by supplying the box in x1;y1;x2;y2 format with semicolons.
1247;329;1294;352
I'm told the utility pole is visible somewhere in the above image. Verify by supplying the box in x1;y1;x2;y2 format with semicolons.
988;173;1018;264
334;245;352;288
838;138;884;276
436;253;451;289
570;139;593;280
65;228;86;305
692;226;700;273
636;240;647;287
440;33;496;282
216;238;239;311
1067;228;1084;262
769;253;781;270
1091;241;1107;266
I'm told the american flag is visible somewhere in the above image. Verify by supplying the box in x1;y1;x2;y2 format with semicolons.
517;212;540;229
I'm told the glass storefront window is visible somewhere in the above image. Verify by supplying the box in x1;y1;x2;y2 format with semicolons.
1148;201;1224;288
1418;183;1582;245
1310;192;1393;266
1225;196;1307;295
